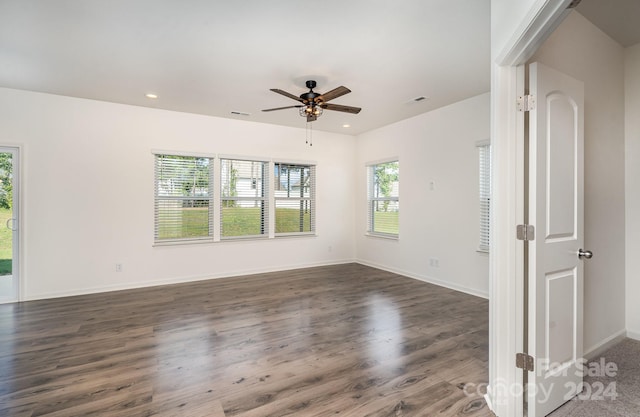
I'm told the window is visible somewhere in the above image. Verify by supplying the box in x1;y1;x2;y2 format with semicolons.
274;163;315;235
154;154;213;242
220;158;268;238
154;154;317;244
367;160;399;237
478;143;491;252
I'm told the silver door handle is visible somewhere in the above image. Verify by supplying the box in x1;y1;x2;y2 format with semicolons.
5;218;16;231
578;249;593;259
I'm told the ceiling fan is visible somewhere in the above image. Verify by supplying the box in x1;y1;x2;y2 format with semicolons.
262;80;362;122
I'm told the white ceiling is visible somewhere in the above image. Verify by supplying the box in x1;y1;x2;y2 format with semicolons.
0;0;490;135
576;0;640;47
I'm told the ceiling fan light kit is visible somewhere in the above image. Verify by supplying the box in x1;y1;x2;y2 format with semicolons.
299;105;322;118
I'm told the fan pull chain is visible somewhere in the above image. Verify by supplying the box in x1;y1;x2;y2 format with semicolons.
305;121;313;146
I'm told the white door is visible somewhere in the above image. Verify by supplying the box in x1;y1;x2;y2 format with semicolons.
0;147;19;303
527;62;586;416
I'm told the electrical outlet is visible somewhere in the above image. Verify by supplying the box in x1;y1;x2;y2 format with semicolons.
429;258;440;268
328;245;333;252
115;263;123;272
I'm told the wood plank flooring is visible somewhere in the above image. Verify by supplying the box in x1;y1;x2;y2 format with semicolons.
0;264;494;416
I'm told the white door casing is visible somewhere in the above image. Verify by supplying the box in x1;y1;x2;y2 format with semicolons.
527;62;584;417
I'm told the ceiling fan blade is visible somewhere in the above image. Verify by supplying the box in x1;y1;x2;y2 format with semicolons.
316;86;351;103
262;105;303;112
320;103;362;114
270;88;304;103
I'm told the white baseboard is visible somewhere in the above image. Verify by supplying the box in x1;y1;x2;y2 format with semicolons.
27;259;487;302
484;390;495;414
626;329;640;341
24;258;357;302
584;329;627;360
355;259;489;299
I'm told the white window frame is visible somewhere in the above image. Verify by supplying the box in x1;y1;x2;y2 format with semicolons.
366;159;399;239
274;162;316;237
478;141;491;252
220;157;269;240
153;151;214;244
152;153;319;245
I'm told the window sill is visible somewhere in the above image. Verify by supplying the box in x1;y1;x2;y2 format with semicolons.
275;232;317;239
153;233;318;247
153;238;215;247
220;235;269;242
365;232;399;241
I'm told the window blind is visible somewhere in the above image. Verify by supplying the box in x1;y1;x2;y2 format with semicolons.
367;160;399;237
478;144;491;252
274;163;315;235
220;158;268;238
154;154;213;242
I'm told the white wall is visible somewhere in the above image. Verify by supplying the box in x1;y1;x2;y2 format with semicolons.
0;87;357;300
0;87;491;301
625;43;640;340
531;11;627;353
355;93;490;298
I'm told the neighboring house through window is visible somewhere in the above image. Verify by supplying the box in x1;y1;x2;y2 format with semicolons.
154;153;213;243
367;160;399;237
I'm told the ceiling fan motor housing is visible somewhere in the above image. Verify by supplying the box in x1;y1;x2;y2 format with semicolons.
301;80;320;103
301;92;320;104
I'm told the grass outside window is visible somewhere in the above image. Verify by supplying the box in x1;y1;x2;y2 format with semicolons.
156;207;314;239
0;208;12;275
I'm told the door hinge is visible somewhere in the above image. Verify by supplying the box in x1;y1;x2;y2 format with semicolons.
516;353;535;372
517;95;536;112
516;224;535;241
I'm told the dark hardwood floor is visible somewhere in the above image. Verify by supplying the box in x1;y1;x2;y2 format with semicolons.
0;264;493;416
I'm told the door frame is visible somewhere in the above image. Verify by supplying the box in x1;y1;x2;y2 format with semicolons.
487;1;574;416
0;144;22;303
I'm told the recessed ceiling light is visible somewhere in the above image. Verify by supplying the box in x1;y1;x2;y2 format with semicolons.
145;93;158;99
342;124;351;128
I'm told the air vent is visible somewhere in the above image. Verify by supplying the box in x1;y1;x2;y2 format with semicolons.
567;0;582;9
406;96;430;104
231;111;251;116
